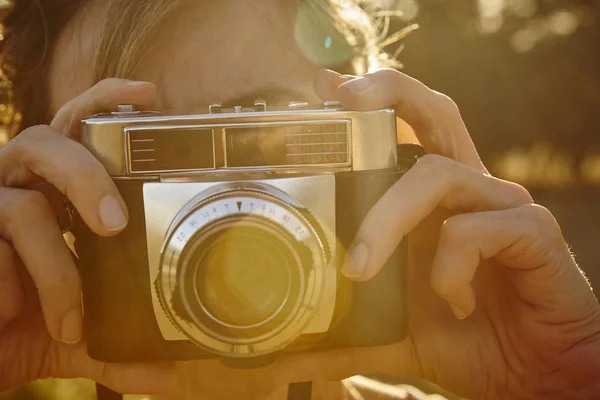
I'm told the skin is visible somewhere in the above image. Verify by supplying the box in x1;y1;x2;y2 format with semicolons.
1;0;600;399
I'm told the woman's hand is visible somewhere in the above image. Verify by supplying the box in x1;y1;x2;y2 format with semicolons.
305;68;600;400
147;70;600;400
0;78;178;395
4;70;599;400
137;69;600;400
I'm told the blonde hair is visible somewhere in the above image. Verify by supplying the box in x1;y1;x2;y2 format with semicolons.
93;0;192;81
0;0;416;139
93;0;417;81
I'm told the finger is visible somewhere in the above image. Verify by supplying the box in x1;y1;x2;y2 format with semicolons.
313;69;356;101
343;376;435;400
0;125;128;236
319;68;486;172
0;239;25;330
50;78;157;140
431;204;585;320
0;188;82;343
55;342;177;395
342;154;533;281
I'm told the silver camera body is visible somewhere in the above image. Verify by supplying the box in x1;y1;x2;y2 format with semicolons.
77;101;413;362
83;101;398;177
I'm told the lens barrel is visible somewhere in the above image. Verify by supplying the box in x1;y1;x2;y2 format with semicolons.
156;182;329;357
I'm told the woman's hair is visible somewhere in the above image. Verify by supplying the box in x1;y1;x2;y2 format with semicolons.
0;0;86;134
0;0;415;135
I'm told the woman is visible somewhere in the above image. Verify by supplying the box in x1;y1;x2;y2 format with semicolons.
0;0;599;399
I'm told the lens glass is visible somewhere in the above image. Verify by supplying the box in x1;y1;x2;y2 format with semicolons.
185;223;295;327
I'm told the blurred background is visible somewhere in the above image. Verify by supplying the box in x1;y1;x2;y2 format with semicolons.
0;0;599;398
391;0;600;287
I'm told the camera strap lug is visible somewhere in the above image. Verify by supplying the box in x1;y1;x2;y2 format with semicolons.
396;143;425;167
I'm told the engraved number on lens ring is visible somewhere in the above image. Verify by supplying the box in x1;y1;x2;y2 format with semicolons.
157;183;328;357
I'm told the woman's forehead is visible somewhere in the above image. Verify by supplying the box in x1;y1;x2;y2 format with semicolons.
48;0;320;115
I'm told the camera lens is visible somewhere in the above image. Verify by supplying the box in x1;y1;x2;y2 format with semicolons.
184;222;295;328
157;182;329;357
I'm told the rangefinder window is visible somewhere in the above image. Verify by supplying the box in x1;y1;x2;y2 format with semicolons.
128;128;215;173
225;122;349;167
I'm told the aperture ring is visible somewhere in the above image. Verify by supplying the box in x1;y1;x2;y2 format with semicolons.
156;182;329;358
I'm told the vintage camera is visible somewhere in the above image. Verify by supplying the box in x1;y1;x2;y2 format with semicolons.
73;100;423;365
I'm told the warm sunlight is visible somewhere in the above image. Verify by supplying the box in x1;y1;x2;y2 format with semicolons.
0;1;598;399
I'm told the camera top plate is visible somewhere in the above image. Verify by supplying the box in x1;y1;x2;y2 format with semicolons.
81;100;398;177
88;100;345;120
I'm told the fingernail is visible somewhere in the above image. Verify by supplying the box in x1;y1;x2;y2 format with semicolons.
342;242;369;278
448;286;475;320
99;196;128;231
343;76;371;91
128;80;152;86
61;307;83;344
450;304;469;320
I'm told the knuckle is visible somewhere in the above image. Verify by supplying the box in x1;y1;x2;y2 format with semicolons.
430;271;458;298
503;181;534;205
440;215;472;242
2;190;53;227
5;125;59;164
514;204;566;265
96;77;129;89
372;67;399;81
16;125;54;142
59;149;111;193
414;154;456;185
414;153;451;171
521;204;562;241
432;283;454;299
65;144;102;175
9;125;51;154
433;92;460;115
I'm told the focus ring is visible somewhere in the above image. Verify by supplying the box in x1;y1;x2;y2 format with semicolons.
156;182;329;358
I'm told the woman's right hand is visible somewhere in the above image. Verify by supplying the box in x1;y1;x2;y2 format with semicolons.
0;79;178;395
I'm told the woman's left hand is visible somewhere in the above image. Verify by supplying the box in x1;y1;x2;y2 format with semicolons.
307;68;600;400
153;69;600;400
